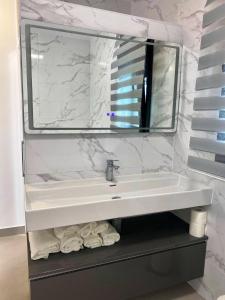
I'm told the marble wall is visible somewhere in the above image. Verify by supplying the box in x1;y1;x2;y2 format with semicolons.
21;0;181;183
62;0;131;15
24;132;173;182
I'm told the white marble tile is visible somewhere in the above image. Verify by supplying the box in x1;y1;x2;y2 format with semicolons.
62;0;131;15
24;134;173;180
21;0;182;43
177;93;194;133
21;0;148;38
180;47;199;95
142;135;173;172
131;0;206;51
173;130;190;175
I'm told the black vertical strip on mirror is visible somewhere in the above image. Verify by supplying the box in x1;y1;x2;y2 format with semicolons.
140;39;154;133
25;24;35;130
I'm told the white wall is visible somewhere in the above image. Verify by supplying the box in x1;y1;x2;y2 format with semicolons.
0;0;24;228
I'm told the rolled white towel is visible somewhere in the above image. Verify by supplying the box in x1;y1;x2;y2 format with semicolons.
60;233;83;254
54;225;80;240
83;233;102;249
93;221;109;235
79;222;97;238
28;229;60;260
100;223;120;246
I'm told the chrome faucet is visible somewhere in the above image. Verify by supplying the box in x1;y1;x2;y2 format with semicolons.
106;160;120;182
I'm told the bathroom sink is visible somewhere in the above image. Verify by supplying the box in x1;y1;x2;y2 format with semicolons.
25;172;212;231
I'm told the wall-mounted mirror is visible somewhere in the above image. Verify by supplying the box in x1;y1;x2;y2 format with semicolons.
21;20;181;134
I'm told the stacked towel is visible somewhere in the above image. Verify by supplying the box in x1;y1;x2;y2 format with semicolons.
28;229;60;260
54;225;83;253
92;221;109;235
28;221;120;260
60;233;83;253
79;222;97;238
100;223;120;246
54;225;80;240
83;233;103;249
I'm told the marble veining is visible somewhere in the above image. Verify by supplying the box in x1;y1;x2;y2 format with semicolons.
62;0;132;15
89;35;115;128
23;24;119;130
23;25;179;131
131;0;204;51
21;0;178;187
21;1;182;134
24;134;173;183
30;27;91;128
21;0;182;43
151;46;177;128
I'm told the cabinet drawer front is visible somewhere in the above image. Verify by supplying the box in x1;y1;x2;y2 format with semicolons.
31;242;206;300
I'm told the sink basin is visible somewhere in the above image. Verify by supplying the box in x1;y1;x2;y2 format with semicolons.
25;172;212;231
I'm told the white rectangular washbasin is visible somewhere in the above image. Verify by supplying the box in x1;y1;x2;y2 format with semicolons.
25;172;212;231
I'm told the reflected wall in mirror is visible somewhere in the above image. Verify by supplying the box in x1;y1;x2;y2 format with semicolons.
21;20;181;134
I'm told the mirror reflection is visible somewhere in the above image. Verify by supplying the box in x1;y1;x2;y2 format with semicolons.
22;22;180;133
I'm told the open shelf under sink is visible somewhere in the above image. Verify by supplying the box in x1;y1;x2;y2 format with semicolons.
28;212;207;280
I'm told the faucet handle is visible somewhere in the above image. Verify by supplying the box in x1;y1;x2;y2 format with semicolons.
107;159;119;165
113;160;120;171
113;159;119;164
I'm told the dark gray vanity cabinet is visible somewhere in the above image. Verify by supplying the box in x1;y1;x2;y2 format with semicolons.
28;213;207;300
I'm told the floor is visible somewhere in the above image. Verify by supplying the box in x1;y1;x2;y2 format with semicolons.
0;234;204;300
